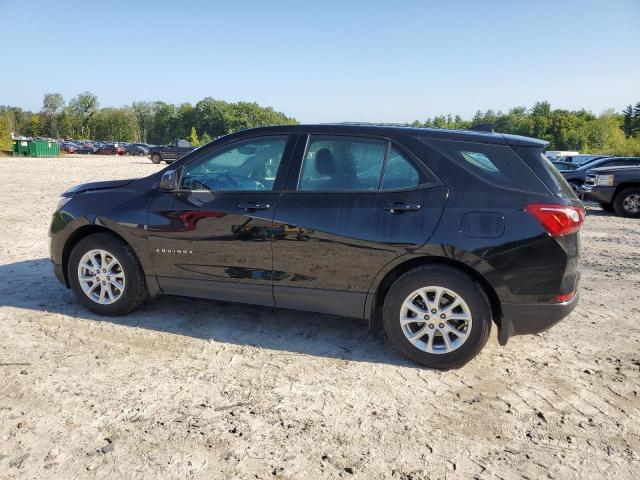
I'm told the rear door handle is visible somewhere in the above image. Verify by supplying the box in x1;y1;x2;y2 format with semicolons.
238;202;271;211
384;202;421;213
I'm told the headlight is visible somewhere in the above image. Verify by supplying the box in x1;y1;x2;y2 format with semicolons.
595;174;614;186
57;196;73;210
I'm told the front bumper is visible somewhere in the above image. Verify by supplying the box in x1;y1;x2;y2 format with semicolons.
582;185;615;204
52;261;68;287
498;291;579;345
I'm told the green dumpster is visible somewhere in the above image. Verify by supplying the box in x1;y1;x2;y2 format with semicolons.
12;139;30;156
12;139;60;157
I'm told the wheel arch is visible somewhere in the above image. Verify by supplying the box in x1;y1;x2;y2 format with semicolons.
614;182;640;197
366;255;502;331
61;225;142;287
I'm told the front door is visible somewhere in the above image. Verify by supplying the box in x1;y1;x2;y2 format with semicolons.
147;134;296;306
271;134;447;317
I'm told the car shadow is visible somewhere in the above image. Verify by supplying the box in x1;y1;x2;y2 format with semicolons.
584;205;615;217
0;258;412;367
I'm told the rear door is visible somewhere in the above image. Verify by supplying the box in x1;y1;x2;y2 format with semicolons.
271;133;447;318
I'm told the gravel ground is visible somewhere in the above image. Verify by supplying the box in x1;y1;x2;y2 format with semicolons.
0;155;639;479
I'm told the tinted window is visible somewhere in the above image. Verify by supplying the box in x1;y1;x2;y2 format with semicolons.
180;136;287;191
298;135;387;191
381;146;422;190
427;139;550;193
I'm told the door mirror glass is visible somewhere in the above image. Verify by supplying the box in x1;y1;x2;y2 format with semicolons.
159;170;179;191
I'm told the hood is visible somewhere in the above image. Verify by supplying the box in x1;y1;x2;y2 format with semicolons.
62;178;136;196
587;165;640;175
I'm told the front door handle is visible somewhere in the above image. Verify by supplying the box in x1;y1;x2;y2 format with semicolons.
384;202;421;213
238;202;271;211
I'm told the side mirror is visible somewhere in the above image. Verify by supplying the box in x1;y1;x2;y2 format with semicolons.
159;170;179;191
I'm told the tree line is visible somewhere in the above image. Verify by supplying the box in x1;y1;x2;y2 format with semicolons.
410;100;640;156
1;93;639;155
0;91;298;149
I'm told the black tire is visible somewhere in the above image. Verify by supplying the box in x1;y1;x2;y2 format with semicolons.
613;187;640;218
151;153;161;164
599;202;614;212
382;265;492;369
68;233;148;316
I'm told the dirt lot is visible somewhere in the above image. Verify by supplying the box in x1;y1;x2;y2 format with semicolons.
0;154;639;479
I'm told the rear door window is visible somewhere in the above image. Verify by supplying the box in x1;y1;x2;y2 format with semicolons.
298;135;387;191
381;146;424;190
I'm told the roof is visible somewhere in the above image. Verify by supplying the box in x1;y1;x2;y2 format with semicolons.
232;124;548;147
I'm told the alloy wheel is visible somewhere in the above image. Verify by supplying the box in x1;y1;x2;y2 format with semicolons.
77;249;126;304
622;193;640;214
400;286;473;354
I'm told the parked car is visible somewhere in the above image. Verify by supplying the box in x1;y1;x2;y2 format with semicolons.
148;139;195;163
75;144;99;154
125;144;149;156
551;160;578;171
560;157;640;194
59;142;77;154
561;154;607;165
49;124;583;369
95;143;125;155
582;165;640;217
545;150;579;161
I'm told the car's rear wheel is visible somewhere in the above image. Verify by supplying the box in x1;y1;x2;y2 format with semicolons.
151;153;161;164
613;187;640;218
383;265;491;369
68;233;147;316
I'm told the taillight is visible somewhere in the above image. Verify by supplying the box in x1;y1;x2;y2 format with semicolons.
525;204;584;237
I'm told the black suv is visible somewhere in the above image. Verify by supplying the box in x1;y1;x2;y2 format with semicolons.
50;125;583;368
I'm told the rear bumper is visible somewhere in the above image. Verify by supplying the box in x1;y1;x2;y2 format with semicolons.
498;291;579;345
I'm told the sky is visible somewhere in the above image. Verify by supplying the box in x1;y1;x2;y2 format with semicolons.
0;0;638;123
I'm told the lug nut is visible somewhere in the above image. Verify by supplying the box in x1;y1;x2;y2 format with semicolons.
440;313;446;319
439;323;445;328
423;314;429;320
431;309;437;314
428;324;434;329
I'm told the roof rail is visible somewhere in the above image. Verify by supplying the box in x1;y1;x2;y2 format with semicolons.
469;123;496;133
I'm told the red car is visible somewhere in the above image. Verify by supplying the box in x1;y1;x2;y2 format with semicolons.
60;143;77;154
95;143;125;155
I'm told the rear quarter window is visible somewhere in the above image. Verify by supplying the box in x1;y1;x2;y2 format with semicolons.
425;139;551;194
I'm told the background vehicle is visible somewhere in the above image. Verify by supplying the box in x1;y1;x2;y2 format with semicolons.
583;165;640;217
551;160;578;171
50;124;583;369
124;144;149;156
562;154;607;165
545;150;580;161
561;156;640;194
59;141;77;154
148;139;194;163
95;143;125;155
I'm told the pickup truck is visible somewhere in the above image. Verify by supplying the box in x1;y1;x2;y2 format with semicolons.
148;140;195;164
582;165;640;217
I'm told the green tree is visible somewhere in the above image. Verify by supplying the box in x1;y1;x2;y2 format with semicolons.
188;126;200;146
41;93;64;137
69;91;99;138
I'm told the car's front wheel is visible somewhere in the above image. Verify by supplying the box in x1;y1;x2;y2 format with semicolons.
150;153;161;164
68;233;148;316
613;187;640;218
383;265;492;369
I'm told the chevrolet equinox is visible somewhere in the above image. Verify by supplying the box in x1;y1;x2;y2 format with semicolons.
50;124;583;368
